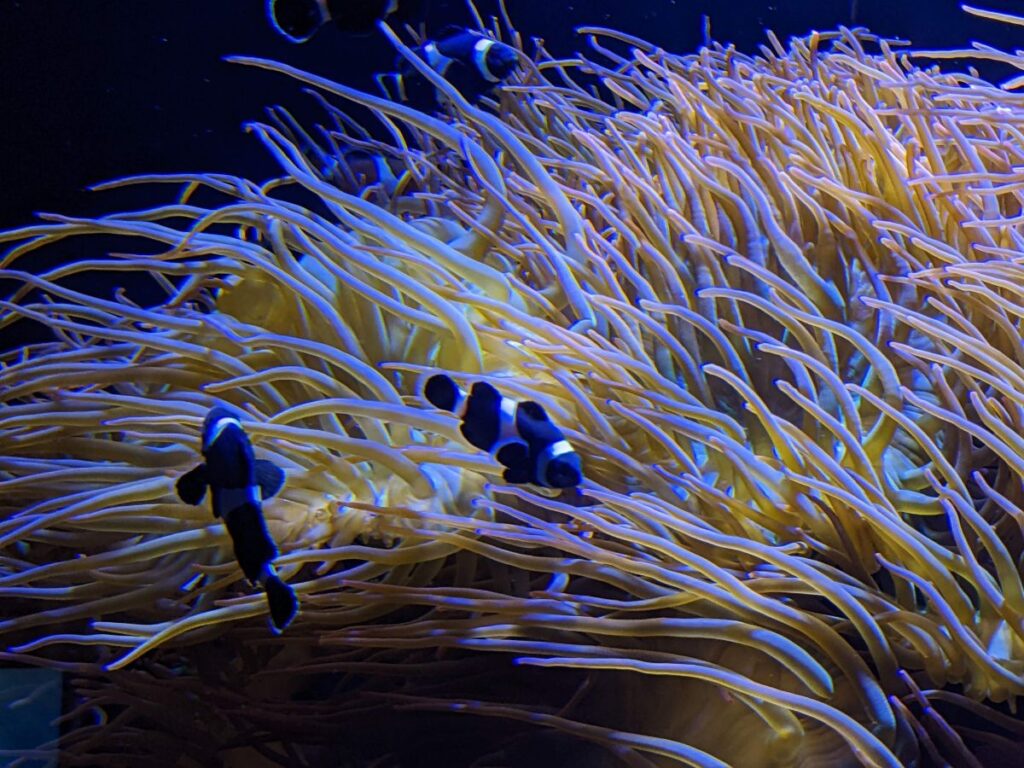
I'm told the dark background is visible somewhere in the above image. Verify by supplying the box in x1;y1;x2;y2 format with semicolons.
0;0;1020;232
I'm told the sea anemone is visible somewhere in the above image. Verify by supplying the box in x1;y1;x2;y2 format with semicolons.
6;5;1024;766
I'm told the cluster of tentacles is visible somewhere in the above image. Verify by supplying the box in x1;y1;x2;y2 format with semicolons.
6;8;1024;767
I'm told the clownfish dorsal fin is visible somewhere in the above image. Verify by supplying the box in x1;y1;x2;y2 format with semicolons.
263;570;298;633
516;400;549;422
254;460;286;500
176;464;210;507
516;399;566;450
438;23;469;38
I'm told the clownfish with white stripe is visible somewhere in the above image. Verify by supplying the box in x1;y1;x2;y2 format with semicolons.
267;0;428;43
176;407;298;633
423;374;582;489
377;29;519;109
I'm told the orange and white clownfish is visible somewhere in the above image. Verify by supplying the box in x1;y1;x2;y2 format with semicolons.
267;0;428;43
176;407;297;633
377;28;519;108
423;374;582;489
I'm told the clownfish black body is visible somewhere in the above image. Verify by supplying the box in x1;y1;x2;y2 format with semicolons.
176;407;297;633
267;0;428;43
377;29;519;109
424;374;582;489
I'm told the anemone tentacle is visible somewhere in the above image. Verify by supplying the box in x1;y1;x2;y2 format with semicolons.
8;9;1024;766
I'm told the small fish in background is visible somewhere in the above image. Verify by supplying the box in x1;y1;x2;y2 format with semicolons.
267;0;428;43
424;374;582;489
176;407;297;632
264;106;416;201
327;148;407;197
377;28;520;108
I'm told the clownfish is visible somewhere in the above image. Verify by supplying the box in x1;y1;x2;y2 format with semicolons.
326;148;408;198
176;407;298;633
377;29;519;108
267;0;428;43
423;374;582;489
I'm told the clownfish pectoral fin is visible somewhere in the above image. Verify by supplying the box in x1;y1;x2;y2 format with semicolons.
495;441;528;469
496;441;531;485
175;464;210;507
264;572;298;633
267;0;324;43
254;460;286;500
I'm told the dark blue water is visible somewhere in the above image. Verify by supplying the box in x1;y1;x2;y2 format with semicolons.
0;0;1014;232
0;669;60;768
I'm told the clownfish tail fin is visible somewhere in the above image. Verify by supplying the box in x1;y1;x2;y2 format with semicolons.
424;374;460;412
265;573;298;633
